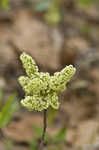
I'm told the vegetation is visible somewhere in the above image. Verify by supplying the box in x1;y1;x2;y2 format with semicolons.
0;0;9;10
18;52;76;149
0;0;98;149
0;89;19;128
30;125;67;150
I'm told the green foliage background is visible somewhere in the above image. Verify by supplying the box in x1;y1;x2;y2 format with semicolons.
0;89;19;128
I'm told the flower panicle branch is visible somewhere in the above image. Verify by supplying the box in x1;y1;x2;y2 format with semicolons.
18;52;76;112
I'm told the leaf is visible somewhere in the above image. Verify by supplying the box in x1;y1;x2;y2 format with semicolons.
4;139;13;150
48;148;60;150
49;127;67;143
32;125;43;137
1;93;16;114
29;139;39;150
32;124;49;141
0;93;18;128
0;0;9;10
0;88;3;105
0;102;19;128
77;0;93;6
35;0;50;12
48;108;57;125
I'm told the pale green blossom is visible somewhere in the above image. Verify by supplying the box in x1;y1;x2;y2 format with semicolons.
18;52;76;111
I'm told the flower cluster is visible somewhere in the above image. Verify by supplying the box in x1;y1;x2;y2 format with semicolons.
18;53;76;111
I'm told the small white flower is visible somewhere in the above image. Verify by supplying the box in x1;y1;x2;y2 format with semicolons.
18;52;76;111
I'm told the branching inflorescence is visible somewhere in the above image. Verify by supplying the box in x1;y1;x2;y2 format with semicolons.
18;52;76;112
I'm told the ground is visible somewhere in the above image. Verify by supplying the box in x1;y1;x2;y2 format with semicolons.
0;0;99;150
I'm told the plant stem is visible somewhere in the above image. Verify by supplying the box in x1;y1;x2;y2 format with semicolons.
0;128;5;139
40;109;47;150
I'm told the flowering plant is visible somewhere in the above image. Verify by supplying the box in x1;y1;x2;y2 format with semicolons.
18;52;76;149
18;52;76;111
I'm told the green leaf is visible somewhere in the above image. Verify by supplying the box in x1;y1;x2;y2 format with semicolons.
76;0;93;6
0;93;17;128
49;127;67;143
35;0;50;12
0;102;19;128
48;146;61;150
29;139;38;150
48;108;57;125
32;124;49;141
4;139;13;150
0;88;3;105
32;125;43;137
0;0;9;10
1;93;16;114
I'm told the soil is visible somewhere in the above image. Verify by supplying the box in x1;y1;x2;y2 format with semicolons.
0;0;99;150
